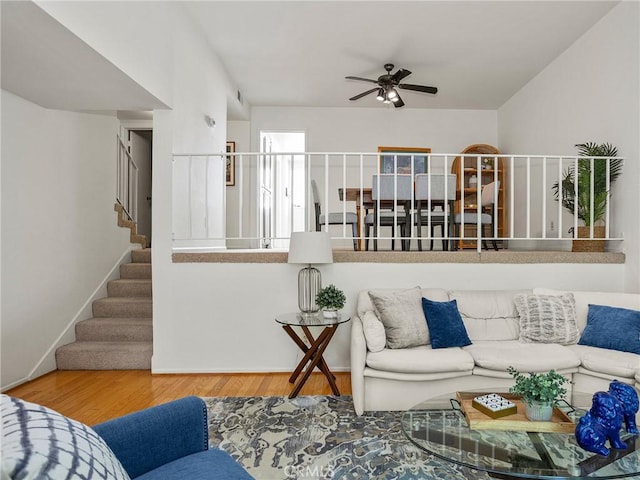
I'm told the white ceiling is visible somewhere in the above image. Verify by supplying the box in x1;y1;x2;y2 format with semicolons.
1;1;618;117
186;1;618;116
0;1;168;112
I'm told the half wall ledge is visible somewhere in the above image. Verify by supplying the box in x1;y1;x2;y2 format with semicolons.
172;251;625;264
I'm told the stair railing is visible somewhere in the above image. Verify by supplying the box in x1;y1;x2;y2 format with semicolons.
116;135;139;222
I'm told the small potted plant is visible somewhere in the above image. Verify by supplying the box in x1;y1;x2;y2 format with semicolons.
507;366;568;421
316;284;346;318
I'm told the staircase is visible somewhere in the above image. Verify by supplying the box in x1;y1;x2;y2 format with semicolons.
55;248;152;370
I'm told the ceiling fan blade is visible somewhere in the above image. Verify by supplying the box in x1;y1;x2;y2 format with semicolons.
345;76;379;84
349;87;379;101
393;93;405;108
391;68;411;83
398;83;438;94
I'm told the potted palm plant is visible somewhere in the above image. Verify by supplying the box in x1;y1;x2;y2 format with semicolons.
552;142;622;252
316;284;346;318
508;367;568;421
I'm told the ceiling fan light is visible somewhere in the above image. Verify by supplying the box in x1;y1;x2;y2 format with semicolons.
376;88;385;101
387;88;398;100
391;96;400;103
383;98;391;104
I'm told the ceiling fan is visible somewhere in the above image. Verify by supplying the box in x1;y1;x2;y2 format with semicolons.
345;63;437;108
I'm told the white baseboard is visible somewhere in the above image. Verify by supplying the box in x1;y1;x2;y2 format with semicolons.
150;366;351;374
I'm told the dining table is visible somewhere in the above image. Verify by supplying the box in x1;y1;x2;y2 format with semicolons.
337;187;373;251
338;187;448;251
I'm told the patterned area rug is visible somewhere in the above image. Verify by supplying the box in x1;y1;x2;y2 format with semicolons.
205;395;491;479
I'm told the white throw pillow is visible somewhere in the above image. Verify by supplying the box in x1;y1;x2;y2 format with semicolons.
361;310;386;352
1;394;131;480
368;286;429;349
514;293;579;345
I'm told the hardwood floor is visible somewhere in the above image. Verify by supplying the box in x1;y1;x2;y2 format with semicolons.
5;370;352;425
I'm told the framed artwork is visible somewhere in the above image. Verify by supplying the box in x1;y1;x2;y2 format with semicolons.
378;146;431;174
226;141;236;186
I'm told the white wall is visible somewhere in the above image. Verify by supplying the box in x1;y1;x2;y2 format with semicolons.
232;107;498;247
250;107;498;154
1;90;133;388
498;2;640;292
150;7;232;370
35;1;174;107
151;261;626;373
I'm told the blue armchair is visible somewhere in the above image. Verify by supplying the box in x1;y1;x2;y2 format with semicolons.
93;396;253;479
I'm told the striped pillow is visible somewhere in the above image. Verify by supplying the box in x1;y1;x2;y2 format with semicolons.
1;394;130;480
515;293;579;345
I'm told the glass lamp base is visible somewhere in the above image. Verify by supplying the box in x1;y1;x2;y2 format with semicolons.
298;266;321;313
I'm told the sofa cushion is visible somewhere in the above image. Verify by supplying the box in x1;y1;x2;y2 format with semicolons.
1;394;131;480
135;449;254;480
361;310;386;352
533;288;640;333
448;290;529;341
514;293;579;345
422;298;471;349
368;287;429;348
366;345;474;374
356;287;448;318
578;304;640;354
567;345;640;379
463;340;581;373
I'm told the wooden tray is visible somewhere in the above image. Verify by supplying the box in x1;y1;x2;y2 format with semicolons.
456;392;575;433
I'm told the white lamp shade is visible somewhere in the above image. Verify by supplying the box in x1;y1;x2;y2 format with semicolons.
288;231;333;264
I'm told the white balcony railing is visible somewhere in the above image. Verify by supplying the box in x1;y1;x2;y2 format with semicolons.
171;152;624;252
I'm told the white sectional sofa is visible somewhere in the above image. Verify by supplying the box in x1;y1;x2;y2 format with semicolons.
350;287;640;415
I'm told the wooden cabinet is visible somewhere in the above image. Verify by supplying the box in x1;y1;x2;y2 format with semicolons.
451;144;507;249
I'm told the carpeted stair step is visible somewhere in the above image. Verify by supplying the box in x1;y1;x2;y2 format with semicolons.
93;297;152;318
75;317;152;342
55;247;154;371
131;248;151;263
55;341;152;370
107;279;152;297
119;262;151;279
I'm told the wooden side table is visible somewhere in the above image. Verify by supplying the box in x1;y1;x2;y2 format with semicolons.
276;312;351;399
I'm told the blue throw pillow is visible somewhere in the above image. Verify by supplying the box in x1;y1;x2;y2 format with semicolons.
578;304;640;354
422;298;472;349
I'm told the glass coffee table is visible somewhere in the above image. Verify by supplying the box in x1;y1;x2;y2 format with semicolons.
401;392;640;479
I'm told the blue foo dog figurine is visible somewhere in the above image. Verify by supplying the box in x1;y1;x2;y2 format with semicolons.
575;381;639;456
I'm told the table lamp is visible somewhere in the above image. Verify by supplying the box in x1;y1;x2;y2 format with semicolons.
288;231;333;313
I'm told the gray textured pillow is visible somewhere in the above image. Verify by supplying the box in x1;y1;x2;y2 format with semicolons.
368;287;429;348
515;293;579;345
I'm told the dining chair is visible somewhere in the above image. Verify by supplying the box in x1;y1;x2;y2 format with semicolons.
454;180;500;251
414;174;457;251
311;179;359;251
364;174;412;251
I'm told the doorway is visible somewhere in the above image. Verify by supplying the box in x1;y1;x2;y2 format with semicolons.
126;129;152;244
259;131;305;249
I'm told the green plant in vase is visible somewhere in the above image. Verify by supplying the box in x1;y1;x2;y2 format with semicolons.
552;142;622;226
507;366;568;421
552;142;622;251
316;284;346;318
